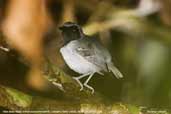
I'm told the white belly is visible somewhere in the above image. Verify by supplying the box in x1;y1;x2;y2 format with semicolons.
60;46;98;74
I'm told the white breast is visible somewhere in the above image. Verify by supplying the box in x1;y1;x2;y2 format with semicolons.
60;42;99;74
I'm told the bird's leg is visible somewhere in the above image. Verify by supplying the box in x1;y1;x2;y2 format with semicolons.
83;73;95;94
73;73;90;91
97;71;104;76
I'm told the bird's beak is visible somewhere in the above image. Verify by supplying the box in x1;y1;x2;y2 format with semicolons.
59;26;64;30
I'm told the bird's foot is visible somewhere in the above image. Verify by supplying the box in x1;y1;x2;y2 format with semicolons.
73;73;95;94
84;83;94;94
73;77;84;91
97;71;104;76
73;77;94;93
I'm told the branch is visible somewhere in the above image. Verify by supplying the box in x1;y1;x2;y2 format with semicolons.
0;85;143;114
83;9;171;45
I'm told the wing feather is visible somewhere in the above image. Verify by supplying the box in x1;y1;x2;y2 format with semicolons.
75;38;108;71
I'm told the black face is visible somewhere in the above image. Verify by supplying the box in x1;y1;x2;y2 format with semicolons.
59;22;83;45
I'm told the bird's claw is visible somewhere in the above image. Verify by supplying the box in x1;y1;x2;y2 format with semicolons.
73;77;84;91
84;83;94;94
80;87;83;91
73;76;94;94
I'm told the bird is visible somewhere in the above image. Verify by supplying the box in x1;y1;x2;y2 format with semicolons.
59;22;123;93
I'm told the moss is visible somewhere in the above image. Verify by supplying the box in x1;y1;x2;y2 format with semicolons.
126;104;140;114
5;87;32;108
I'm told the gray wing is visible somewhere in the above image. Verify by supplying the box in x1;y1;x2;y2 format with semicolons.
72;37;123;78
75;38;110;71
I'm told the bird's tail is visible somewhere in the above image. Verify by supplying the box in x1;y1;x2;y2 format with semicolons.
107;63;123;79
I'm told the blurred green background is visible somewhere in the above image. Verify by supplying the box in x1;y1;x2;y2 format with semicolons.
0;0;171;109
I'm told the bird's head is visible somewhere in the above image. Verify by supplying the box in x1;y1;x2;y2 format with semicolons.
59;22;84;45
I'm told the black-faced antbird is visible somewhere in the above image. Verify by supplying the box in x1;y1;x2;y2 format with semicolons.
59;22;123;94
